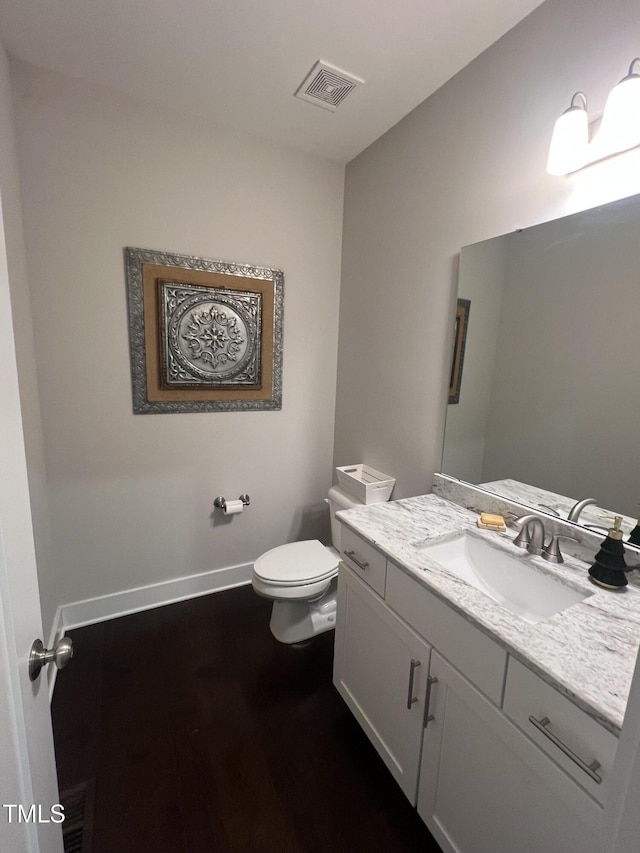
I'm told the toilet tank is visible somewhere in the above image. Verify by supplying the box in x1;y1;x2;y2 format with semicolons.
327;486;362;553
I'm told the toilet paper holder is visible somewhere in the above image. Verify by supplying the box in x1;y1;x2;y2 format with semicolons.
214;494;251;510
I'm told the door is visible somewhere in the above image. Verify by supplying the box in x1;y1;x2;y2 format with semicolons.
0;191;62;852
333;564;431;803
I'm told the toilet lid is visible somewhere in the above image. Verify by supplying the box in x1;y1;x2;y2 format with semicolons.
253;540;338;585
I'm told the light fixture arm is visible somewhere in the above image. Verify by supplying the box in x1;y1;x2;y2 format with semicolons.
568;91;587;111
625;58;640;78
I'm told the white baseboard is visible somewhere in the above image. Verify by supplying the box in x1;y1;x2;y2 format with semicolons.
47;563;252;702
60;561;253;632
47;562;253;702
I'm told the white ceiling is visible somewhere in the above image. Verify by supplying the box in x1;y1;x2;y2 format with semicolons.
0;0;545;163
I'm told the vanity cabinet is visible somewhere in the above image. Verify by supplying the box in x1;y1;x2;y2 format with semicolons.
419;651;602;853
333;534;611;853
333;564;431;802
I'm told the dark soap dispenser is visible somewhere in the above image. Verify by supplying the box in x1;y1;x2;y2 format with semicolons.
628;516;640;547
589;516;628;589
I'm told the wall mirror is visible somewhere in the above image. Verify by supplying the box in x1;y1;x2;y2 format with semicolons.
442;192;640;545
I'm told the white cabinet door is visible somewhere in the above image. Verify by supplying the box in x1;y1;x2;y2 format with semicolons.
333;564;431;803
418;651;603;853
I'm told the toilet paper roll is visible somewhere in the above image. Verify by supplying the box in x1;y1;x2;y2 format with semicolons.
223;499;244;516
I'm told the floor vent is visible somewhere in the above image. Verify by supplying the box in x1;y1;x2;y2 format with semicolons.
60;780;95;853
295;60;363;111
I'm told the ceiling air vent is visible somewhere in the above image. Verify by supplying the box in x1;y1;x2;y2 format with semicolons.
295;60;363;112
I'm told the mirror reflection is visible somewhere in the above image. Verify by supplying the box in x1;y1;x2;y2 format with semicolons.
442;193;640;541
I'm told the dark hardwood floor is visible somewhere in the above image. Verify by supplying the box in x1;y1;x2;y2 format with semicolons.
52;584;443;852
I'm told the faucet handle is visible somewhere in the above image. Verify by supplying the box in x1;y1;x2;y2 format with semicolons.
538;504;561;517
542;534;579;564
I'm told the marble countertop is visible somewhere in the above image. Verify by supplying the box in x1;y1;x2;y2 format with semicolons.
337;493;640;735
481;478;638;540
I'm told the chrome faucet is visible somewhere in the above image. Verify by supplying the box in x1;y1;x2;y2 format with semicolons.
567;497;597;522
512;514;546;556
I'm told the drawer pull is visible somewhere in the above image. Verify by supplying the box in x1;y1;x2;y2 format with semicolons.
423;675;438;727
407;659;421;709
528;715;602;784
343;550;369;571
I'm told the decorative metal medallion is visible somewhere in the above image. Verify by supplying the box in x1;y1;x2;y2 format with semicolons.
125;247;283;414
159;281;262;388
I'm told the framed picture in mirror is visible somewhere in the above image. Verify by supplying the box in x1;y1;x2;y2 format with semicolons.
449;298;470;404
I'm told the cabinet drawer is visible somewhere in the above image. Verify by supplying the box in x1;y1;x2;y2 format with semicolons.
385;562;507;704
340;526;387;597
503;657;618;804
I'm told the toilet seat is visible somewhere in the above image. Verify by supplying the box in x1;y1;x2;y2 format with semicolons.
253;539;338;587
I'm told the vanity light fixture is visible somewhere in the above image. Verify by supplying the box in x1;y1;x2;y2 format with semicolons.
597;58;640;152
547;58;640;175
547;91;589;176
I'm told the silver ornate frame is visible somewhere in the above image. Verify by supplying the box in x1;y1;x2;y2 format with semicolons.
125;247;284;413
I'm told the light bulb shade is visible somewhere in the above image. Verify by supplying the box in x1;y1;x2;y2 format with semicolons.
547;105;589;175
597;73;640;154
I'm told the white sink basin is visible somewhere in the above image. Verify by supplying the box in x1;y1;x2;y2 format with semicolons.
419;533;592;624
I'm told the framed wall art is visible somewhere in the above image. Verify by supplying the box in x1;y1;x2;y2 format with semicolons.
125;247;284;413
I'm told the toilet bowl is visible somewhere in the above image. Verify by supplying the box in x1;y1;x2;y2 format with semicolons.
251;486;360;644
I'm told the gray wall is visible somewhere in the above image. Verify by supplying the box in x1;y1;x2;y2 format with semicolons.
11;61;345;626
334;0;640;498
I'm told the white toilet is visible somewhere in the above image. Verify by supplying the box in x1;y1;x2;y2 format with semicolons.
252;486;361;643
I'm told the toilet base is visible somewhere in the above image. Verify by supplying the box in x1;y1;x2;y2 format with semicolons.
269;580;337;644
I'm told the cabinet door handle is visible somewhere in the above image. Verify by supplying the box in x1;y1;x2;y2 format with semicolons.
343;550;369;571
423;675;438;727
407;659;421;709
528;715;602;784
